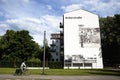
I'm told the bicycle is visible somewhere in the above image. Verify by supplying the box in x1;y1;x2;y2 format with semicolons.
14;68;30;76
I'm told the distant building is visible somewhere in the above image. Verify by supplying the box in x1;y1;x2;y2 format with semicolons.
50;33;61;62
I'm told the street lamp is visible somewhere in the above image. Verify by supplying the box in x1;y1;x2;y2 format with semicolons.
42;31;46;75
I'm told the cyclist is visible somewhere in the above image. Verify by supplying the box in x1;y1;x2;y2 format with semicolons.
20;61;27;73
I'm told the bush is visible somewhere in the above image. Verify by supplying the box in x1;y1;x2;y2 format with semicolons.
48;62;63;69
0;61;64;69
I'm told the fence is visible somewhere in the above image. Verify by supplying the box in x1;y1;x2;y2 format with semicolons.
0;61;64;69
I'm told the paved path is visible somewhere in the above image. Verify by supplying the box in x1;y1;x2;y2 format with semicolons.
0;74;120;80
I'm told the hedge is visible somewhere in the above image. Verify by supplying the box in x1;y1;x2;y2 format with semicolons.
0;61;63;69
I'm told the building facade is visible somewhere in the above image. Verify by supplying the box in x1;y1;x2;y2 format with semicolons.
50;9;103;69
63;9;103;69
50;33;61;62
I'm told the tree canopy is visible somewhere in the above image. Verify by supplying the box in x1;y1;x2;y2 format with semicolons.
100;14;120;67
0;30;41;67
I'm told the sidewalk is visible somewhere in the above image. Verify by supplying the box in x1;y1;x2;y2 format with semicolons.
0;74;120;80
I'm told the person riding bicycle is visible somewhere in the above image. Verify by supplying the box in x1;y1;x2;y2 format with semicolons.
20;61;27;73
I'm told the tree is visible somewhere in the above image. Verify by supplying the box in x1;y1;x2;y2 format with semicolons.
100;14;120;67
0;30;41;67
35;38;51;66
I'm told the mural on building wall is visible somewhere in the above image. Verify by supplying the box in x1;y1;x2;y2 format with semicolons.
64;9;103;69
65;54;97;67
79;27;100;48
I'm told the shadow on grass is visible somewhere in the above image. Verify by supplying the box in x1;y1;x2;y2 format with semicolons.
87;69;120;76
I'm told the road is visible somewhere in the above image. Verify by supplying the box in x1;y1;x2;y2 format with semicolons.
0;75;120;80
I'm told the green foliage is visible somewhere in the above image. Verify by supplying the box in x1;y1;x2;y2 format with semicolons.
0;30;41;67
35;40;51;62
27;57;40;63
48;62;63;69
100;14;120;67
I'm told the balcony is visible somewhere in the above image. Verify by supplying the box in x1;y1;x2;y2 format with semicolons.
60;30;63;34
60;41;64;45
60;22;63;28
50;40;56;46
51;33;60;39
50;44;55;47
50;49;56;52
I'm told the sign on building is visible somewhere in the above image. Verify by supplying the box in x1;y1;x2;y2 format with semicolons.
64;9;103;69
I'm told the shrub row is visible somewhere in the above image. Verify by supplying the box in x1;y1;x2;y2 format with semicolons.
0;61;63;69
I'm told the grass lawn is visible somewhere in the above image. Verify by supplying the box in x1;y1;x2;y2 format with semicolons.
0;68;120;76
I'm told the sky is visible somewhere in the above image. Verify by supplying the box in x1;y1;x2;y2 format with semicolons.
0;0;120;45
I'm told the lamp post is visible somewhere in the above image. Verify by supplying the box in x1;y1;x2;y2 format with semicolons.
42;31;46;75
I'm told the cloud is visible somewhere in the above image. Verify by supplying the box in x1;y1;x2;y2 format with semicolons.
6;15;61;33
6;17;42;31
46;5;52;10
0;23;10;35
61;4;83;12
0;11;4;16
0;0;28;18
0;0;62;45
0;0;52;19
82;0;120;16
61;0;120;17
0;23;9;28
4;15;62;45
22;0;30;3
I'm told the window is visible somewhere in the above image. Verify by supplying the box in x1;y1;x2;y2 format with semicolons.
73;63;82;67
56;59;58;61
52;59;54;62
56;40;58;42
56;52;58;56
84;63;92;67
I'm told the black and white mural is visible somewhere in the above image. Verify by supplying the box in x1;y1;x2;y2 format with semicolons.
79;27;100;48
